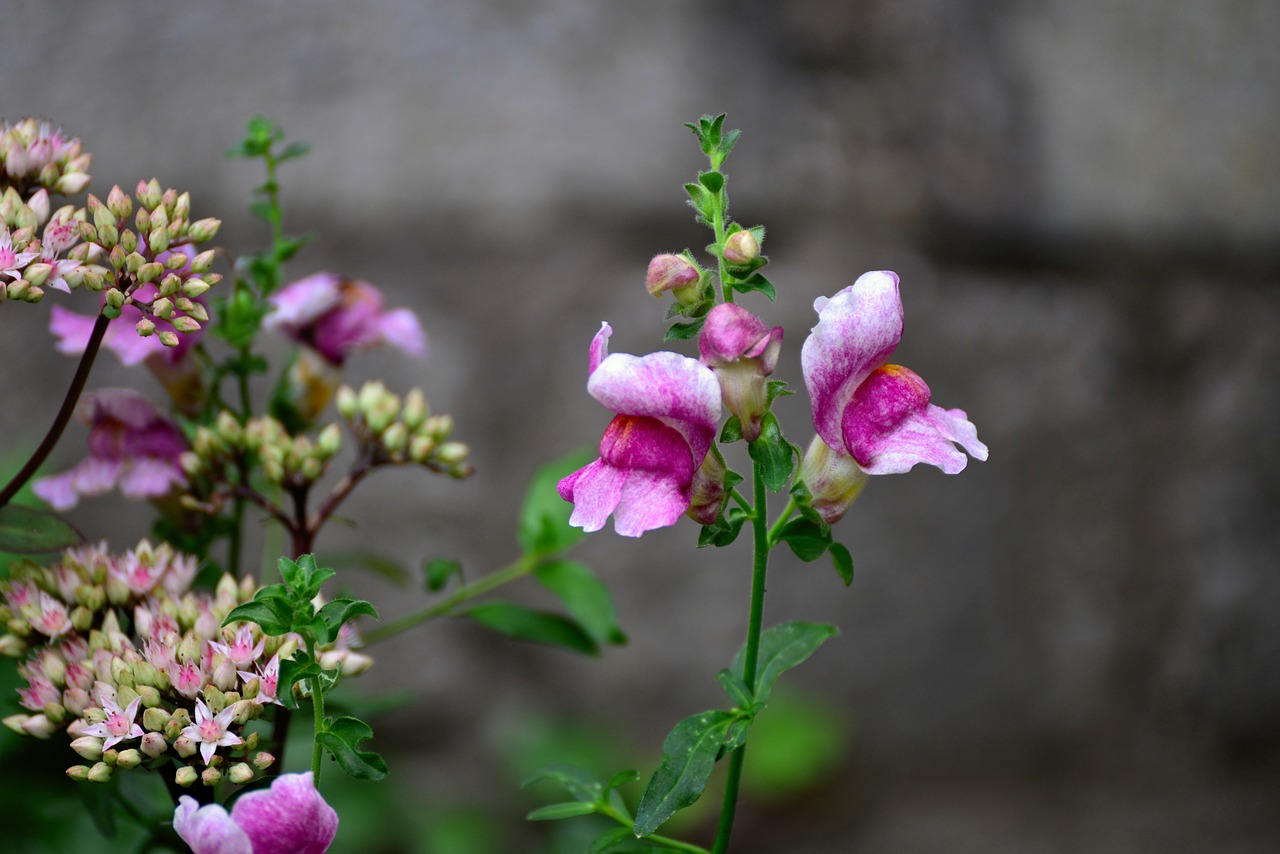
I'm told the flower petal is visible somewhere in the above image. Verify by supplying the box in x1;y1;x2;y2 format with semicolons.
117;457;185;499
376;308;427;357
231;771;339;854
841;365;986;475
264;273;343;328
173;797;253;854
587;351;720;463
588;322;611;377
801;271;904;451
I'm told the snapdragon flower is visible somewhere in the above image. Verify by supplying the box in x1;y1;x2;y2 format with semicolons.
264;272;425;365
799;271;987;522
173;771;338;854
32;389;188;511
558;323;721;537
698;303;783;442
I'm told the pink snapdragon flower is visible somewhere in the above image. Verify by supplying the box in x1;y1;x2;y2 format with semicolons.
264;273;425;365
557;323;721;537
173;771;338;854
698;303;783;442
800;271;987;522
32;389;188;511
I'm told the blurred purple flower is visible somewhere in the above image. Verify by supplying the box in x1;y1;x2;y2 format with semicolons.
173;771;338;854
264;273;425;365
32;389;188;511
799;271;987;522
557;323;721;537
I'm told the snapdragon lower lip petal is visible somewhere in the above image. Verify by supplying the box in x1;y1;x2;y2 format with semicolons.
230;771;338;854
174;798;253;854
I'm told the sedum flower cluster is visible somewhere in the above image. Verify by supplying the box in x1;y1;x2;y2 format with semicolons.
0;540;326;791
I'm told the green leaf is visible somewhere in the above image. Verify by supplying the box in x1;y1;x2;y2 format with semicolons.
683;182;712;219
280;554;335;601
222;599;293;636
776;518;831;562
722;717;752;755
272;234;314;267
277;141;312;161
521;763;604;803
318;598;379;643
276;654;322;710
747;413;794;493
605;769;641;792
424;557;463;593
766;380;793;403
534;559;626;646
697;507;748;549
718;128;742;160
716;669;752;710
461;601;598;655
0;504;83;554
590;827;641;853
733;621;839;706
719;415;743;444
526;801;599;821
518;449;594;556
698;170;724;193
829;543;854;586
730;272;776;301
663;318;705;341
316;715;388;781
633;710;736;837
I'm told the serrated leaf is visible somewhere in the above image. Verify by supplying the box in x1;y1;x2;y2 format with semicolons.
423;557;463;592
733;621;839;706
766;380;793;403
222;599;293;636
518;449;594;556
633;710;736;837
683;183;712;219
719;416;743;444
316;715;388;781
0;504;83;554
526;801;599;821
829;542;854;586
747;413;794;493
521;763;604;803
777;518;831;562
276;655;321;710
534;559;626;646
462;601;598;655
663;318;705;341
318;598;379;643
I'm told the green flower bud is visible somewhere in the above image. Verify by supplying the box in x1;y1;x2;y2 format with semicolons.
148;227;170;254
107;186;132;220
135;317;155;337
71;736;104;761
182;277;210;298
23;263;51;288
66;765;91;782
202;767;223;787
189;250;216;273
171;315;201;334
188;217;221;243
137;261;163;283
124;251;144;274
158;330;179;348
175;765;198;787
436;442;470;465
143;707;170;732
316;423;342;458
335;385;357;420
252;751;275;770
173;736;197;759
401;389;428;430
722;229;760;264
381;422;408;454
228;762;254;785
140;732;167;758
115;749;142;770
87;762;112;784
118;229;138;254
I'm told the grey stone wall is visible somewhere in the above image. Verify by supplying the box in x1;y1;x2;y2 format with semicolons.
4;0;1278;851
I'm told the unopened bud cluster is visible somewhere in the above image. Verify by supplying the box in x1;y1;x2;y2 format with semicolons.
181;410;343;495
76;179;222;346
335;381;474;478
1;119;91;197
0;541;306;790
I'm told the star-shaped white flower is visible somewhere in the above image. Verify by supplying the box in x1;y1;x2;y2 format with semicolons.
181;698;243;764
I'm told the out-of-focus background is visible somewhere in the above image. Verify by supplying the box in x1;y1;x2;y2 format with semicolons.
3;0;1279;851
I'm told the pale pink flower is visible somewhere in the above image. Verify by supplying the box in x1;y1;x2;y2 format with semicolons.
264;272;425;365
239;654;282;706
181;698;243;764
80;695;143;752
31;592;71;638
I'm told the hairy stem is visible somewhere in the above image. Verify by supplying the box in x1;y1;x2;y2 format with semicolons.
0;311;111;509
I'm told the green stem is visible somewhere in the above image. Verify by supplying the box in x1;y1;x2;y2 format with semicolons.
361;554;539;645
711;461;771;854
766;497;799;547
309;638;325;784
710;182;732;305
0;311;111;508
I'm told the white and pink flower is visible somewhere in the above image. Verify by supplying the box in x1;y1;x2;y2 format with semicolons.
181;698;243;764
799;271;988;522
558;323;722;537
80;695;143;752
264;272;425;365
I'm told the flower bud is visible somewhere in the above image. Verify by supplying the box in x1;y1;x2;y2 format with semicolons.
228;762;254;785
66;765;91;782
140;731;167;758
182;277;210;298
115;749;143;770
27;188;50;223
23;263;51;288
202;767;223;787
175;765;198;787
55;173;91;195
71;736;104;761
137;261;162;283
87;761;113;783
796;436;869;525
173;736;198;759
335;385;357;420
252;751;276;771
21;713;56;738
645;253;701;299
171;315;201;334
722;229;760;264
188;217;220;243
158;330;179;348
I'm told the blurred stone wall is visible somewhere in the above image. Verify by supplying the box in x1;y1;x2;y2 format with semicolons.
4;0;1279;851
